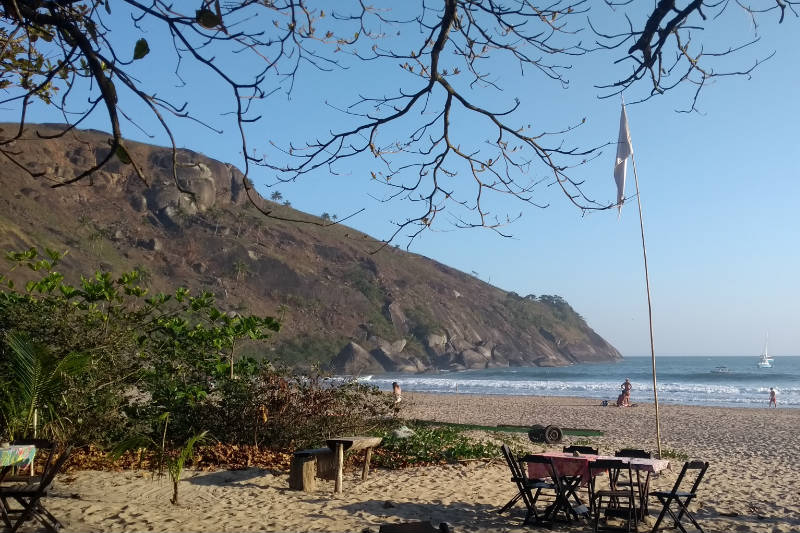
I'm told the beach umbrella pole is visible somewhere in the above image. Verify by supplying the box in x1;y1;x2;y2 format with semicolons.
630;152;662;458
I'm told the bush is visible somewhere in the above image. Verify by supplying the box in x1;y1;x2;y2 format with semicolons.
0;247;398;457
372;424;498;469
271;334;348;367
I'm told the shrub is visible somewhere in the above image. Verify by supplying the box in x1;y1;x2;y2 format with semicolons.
271;334;348;367
372;424;498;469
0;247;397;456
659;448;689;461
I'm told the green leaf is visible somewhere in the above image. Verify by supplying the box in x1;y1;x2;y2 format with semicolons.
105;0;111;15
133;38;150;60
44;248;63;263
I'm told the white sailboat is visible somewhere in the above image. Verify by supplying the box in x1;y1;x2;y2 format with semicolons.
756;333;773;368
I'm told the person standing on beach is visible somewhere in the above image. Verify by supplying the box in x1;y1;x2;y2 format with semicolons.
392;382;402;404
620;378;632;406
769;387;777;408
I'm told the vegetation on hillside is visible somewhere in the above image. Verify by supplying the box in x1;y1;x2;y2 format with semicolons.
504;292;588;343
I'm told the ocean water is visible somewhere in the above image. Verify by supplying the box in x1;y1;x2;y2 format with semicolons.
358;356;800;408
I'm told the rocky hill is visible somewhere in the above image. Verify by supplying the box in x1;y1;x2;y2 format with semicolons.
0;123;622;373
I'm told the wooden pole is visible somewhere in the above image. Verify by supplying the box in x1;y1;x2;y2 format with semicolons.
362;448;372;481
334;443;344;494
630;151;662;458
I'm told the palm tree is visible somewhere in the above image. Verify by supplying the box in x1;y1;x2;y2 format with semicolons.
110;414;207;505
1;332;89;440
270;191;283;202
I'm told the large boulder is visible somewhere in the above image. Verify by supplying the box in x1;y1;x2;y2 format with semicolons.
386;302;408;334
329;342;387;375
458;348;490;369
424;333;448;356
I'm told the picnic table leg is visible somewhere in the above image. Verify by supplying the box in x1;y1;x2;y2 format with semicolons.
361;447;372;481
334;443;344;494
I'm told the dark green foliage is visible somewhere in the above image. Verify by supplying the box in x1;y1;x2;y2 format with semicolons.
399;336;427;358
0;247;396;455
372;424;498;469
344;266;385;305
362;307;396;340
537;294;585;323
272;334;348;366
404;305;441;339
1;332;89;440
502;291;587;342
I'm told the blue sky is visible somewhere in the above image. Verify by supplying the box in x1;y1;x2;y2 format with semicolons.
3;3;798;356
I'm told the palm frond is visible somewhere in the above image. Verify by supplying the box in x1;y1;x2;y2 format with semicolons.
5;332;41;408
167;430;208;479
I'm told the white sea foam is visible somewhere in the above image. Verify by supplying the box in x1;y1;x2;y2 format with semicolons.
362;356;800;408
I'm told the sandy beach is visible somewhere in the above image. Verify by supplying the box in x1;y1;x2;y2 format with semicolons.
27;393;800;532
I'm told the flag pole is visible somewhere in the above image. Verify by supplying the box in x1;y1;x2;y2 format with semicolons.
629;149;663;458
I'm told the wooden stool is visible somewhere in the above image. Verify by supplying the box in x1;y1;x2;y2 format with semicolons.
288;447;334;491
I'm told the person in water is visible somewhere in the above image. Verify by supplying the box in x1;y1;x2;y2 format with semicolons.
769;387;777;408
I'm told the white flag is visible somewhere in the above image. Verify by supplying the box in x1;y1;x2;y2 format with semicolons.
614;104;633;214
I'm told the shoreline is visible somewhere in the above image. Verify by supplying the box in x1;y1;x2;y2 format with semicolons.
377;386;799;409
398;389;787;410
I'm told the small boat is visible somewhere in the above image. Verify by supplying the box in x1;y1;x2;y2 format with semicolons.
711;366;731;374
756;333;773;368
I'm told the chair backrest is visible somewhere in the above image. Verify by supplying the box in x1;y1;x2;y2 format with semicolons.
35;445;73;495
11;439;54;450
667;460;709;497
500;444;525;481
11;439;55;476
590;458;635;497
563;445;598;455
615;448;651;459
